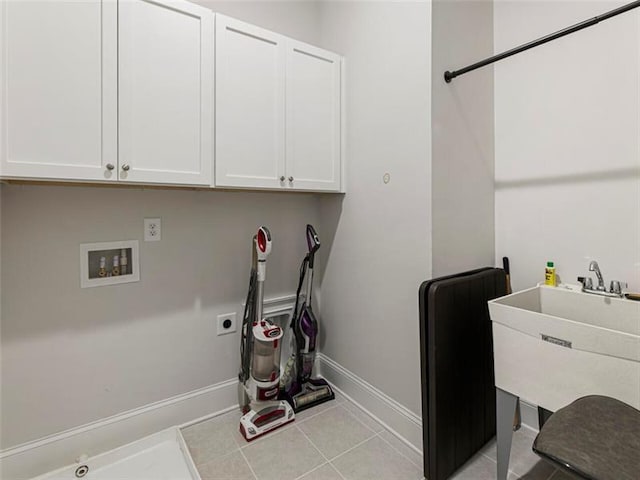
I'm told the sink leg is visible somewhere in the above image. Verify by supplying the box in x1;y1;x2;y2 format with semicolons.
496;388;518;480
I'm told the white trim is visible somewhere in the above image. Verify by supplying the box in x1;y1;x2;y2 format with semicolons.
177;428;202;480
317;354;423;455
519;399;539;432
263;294;296;317
242;294;297;321
0;379;238;479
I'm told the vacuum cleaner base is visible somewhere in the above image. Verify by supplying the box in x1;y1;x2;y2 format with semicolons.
287;378;335;413
239;400;295;442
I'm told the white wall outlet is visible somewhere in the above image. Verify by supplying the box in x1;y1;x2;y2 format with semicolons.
144;218;161;242
217;312;237;336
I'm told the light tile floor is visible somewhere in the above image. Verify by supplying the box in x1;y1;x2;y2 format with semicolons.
181;392;564;480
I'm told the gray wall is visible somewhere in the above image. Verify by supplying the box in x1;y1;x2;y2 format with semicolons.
0;185;321;447
317;1;432;417
431;0;495;276
0;1;325;449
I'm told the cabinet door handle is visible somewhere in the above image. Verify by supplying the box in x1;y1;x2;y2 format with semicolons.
280;176;285;182
122;164;130;171
288;176;294;182
106;163;115;171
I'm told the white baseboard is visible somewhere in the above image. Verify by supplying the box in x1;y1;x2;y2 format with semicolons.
0;379;238;480
317;354;423;455
519;399;539;432
317;354;540;454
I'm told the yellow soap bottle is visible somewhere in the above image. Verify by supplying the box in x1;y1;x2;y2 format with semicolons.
544;261;556;286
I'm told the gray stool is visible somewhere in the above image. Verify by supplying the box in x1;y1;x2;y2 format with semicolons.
533;395;640;480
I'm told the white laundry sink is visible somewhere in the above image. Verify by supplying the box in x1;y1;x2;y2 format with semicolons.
488;284;640;412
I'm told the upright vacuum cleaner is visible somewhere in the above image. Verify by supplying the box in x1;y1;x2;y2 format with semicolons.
238;227;295;441
282;225;335;412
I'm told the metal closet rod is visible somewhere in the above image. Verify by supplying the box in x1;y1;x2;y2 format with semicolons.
444;0;640;83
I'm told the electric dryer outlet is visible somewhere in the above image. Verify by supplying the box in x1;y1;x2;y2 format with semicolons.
217;313;237;335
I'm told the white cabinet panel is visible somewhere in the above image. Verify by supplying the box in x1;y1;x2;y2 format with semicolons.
215;15;286;189
0;0;117;181
118;0;212;185
286;41;341;191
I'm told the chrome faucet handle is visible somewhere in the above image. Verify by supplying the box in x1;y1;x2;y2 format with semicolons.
610;281;627;295
577;276;593;290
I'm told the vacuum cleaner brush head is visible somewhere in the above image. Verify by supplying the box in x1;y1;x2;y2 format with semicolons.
292;384;335;411
240;400;295;441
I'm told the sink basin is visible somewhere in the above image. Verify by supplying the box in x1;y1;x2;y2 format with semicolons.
489;284;640;411
490;284;639;361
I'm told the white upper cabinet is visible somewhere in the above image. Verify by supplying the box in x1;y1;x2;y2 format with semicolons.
0;0;212;186
118;0;214;185
285;40;341;192
118;0;213;185
0;0;117;181
215;15;286;189
215;16;343;192
1;5;342;192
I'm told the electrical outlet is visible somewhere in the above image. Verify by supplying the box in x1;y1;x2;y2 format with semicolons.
217;312;237;336
144;218;161;242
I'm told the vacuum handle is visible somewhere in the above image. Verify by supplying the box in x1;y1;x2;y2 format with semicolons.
306;224;320;268
256;226;272;282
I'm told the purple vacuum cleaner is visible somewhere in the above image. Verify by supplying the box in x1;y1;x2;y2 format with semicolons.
282;225;335;412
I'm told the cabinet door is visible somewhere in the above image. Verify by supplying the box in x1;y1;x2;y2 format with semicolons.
118;0;213;185
0;0;117;181
286;40;341;192
215;15;286;189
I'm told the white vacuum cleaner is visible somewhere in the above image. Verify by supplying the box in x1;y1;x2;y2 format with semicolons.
238;227;294;441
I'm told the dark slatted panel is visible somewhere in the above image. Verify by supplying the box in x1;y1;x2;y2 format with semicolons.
419;268;507;480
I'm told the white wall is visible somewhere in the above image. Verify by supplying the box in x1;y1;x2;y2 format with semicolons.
432;0;495;276
192;0;321;44
317;1;431;419
495;1;640;293
0;2;325;449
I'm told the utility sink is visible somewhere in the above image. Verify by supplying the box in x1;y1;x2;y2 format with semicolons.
488;284;640;412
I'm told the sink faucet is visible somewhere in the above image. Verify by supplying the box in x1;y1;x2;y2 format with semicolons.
578;260;626;298
588;261;605;291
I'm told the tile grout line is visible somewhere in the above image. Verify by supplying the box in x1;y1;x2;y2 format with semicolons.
296;403;341;425
296;401;383;479
295;425;345;480
237;445;259;480
339;401;383;436
185;421;251;479
294;400;375;480
215;415;258;480
477;440;523;479
326;432;378;464
480;450;498;463
340;398;422;471
498;428;545;480
473;446;523;480
325;432;379;480
192;446;241;473
292;461;331;480
376;429;422;470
